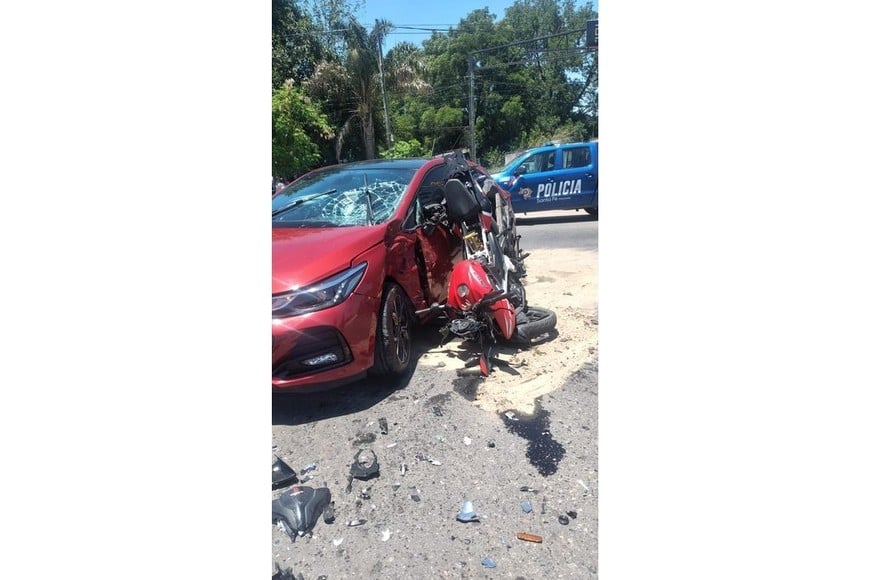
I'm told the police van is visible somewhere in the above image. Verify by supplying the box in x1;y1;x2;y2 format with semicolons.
491;141;598;218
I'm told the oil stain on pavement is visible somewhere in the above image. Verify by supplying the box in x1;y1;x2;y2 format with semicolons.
501;399;566;476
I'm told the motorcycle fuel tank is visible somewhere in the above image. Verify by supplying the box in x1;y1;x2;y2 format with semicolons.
447;260;494;311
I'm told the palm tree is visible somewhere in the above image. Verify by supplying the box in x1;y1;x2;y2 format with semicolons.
305;19;428;161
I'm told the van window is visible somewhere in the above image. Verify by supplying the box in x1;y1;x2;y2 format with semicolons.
564;147;592;169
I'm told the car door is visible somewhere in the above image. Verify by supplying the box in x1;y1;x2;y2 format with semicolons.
387;164;462;309
546;144;597;210
506;148;558;213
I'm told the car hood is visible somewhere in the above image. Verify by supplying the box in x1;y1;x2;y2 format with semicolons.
272;226;386;293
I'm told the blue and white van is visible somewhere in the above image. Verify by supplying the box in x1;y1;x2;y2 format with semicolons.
491;141;598;218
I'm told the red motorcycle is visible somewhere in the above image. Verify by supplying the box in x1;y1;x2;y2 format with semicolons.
417;167;556;376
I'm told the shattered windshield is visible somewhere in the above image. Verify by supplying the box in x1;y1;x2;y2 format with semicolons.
272;167;416;227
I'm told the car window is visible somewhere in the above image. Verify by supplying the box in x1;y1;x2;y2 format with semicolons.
518;150;556;174
273;167;416;227
403;164;451;229
563;146;592;169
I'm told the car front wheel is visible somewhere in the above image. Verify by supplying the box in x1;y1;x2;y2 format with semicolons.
371;282;412;376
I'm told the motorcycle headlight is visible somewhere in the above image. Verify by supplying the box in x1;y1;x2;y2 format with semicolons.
272;263;367;318
457;284;470;298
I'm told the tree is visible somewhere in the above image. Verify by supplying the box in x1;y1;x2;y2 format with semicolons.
272;80;334;178
272;0;330;89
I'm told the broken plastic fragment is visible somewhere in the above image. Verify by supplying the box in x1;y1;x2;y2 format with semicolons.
272;561;297;580
519;486;536;493
463;436;472;446
378;417;389;435
347;519;366;527
381;529;391;541
400;463;407;476
359;487;371;500
487;440;496;448
332;538;344;547
385;442;398;448
481;557;496;568
516;532;543;543
272;486;332;540
456;500;480;522
349;449;380;480
567;510;578;519
429;458;442;466
558;514;570;525
521;501;533;513
300;463;317;475
410;494;421;502
323;501;335;524
579;480;590;491
272;458;298;490
504;411;518;421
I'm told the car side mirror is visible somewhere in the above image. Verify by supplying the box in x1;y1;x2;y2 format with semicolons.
513;166;527;177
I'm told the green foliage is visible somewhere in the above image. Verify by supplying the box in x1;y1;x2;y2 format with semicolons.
380;139;427;159
272;81;333;178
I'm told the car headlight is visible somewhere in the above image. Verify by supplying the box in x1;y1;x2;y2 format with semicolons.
272;263;367;318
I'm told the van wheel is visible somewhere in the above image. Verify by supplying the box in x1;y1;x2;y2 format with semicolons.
371;283;412;376
586;208;598;219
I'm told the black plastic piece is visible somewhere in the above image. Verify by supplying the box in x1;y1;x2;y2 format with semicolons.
272;458;298;490
272;485;332;540
349;449;380;480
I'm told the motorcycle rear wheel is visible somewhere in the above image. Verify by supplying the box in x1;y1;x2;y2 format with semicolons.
512;306;557;346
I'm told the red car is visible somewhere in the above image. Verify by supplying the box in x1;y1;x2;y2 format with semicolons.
272;152;511;391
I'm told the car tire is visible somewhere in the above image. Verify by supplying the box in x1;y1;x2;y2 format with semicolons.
586;207;598;219
370;283;413;376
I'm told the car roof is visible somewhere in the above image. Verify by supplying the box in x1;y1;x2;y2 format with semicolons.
319;158;432;171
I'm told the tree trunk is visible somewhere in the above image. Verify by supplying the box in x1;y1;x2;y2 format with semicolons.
362;111;376;160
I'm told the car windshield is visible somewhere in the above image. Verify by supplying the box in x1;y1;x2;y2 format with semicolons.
272;167;416;227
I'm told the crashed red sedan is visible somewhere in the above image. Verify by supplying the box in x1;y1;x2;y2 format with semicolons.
273;153;503;391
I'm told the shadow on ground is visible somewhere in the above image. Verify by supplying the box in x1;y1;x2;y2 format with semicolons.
516;212;596;226
271;324;444;426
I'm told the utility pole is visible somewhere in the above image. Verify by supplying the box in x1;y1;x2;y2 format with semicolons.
466;27;591;163
467;56;476;162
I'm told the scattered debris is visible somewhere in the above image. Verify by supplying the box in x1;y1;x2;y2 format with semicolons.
353;432;377;445
272;458;298;490
521;501;533;513
381;529;391;541
400;463;407;476
486;440;496;448
558;514;570;525
323;502;335;524
378;417;389;435
332;538;344;547
385;442;398;448
359;487;371;500
347;519;367;527
433;406;444;417
429;458;442;466
300;463;317;475
579;480;590;491
272;561;298;580
463;436;472;446
481;557;496;568
349;449;380;480
504;411;518;421
519;486;536;493
516;532;543;543
272;486;332;541
567;510;578;519
456;500;480;523
410;494;421;502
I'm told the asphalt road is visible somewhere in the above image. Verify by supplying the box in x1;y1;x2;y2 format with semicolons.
272;211;599;579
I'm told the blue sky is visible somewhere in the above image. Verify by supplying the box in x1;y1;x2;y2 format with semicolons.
358;0;598;52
